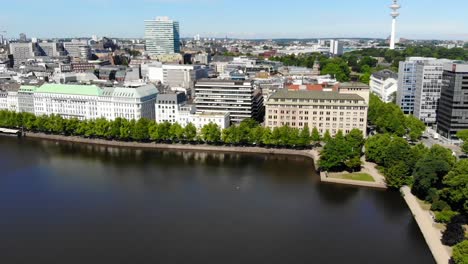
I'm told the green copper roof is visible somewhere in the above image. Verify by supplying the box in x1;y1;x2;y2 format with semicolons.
35;84;102;96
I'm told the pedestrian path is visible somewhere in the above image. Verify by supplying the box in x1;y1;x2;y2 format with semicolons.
401;186;451;264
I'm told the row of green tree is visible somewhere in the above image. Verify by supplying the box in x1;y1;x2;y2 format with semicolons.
270;54;353;82
270;45;467;85
346;45;468;68
368;94;426;141
0;110;323;149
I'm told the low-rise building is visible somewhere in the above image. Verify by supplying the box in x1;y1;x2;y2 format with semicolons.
370;69;398;103
179;107;229;130
155;92;229;129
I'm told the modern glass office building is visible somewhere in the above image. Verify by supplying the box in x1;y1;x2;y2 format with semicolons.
144;17;180;55
437;62;468;139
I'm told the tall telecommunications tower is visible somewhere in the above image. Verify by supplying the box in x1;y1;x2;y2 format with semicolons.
389;0;401;50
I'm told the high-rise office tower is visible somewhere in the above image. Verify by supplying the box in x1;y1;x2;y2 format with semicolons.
413;58;453;125
396;57;451;116
329;40;343;56
437;62;468;140
145;16;180;55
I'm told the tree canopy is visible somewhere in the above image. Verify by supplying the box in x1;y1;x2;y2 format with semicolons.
368;94;425;140
0;111;316;150
319;129;364;172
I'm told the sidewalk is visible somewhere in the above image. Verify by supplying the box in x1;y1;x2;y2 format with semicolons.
361;158;387;186
401;186;451;264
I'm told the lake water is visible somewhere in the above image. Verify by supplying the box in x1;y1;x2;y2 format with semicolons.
0;136;434;263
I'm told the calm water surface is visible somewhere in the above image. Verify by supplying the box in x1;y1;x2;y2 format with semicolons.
0;136;434;264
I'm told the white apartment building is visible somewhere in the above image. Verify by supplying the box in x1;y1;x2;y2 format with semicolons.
155;92;229;129
0;85;37;113
0;89;8;110
99;85;158;120
145;63;207;95
155;92;187;124
32;83;158;121
144;17;180;55
179;106;230;130
370;69;398;103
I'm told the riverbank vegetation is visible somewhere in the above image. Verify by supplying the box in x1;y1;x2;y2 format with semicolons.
0;110;316;149
318;129;365;172
365;95;467;260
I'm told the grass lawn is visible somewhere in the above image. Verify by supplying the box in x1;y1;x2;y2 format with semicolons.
332;173;375;182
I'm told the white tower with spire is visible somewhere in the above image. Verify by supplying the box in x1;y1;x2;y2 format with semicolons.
390;0;401;50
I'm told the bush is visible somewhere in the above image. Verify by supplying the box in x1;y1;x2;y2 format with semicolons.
426;188;440;203
431;200;451;211
452;240;468;264
442;222;465;246
451;214;468;225
435;210;459;223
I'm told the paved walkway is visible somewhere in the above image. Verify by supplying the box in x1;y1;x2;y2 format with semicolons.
401;186;451;264
360;158;387;186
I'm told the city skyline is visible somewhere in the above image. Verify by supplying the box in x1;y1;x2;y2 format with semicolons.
2;0;468;40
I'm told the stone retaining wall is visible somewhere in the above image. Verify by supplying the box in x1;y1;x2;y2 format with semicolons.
24;132;320;169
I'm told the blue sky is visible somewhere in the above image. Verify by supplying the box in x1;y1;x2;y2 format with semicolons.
1;0;467;40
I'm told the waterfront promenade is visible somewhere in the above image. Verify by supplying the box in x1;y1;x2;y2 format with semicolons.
401;186;451;264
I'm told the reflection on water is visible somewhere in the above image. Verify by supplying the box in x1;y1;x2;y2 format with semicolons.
0;136;434;264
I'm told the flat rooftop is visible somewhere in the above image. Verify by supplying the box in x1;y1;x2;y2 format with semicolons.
269;89;364;101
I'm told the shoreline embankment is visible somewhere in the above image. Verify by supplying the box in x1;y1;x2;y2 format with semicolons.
401;186;451;264
23;132;321;168
320;171;387;189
